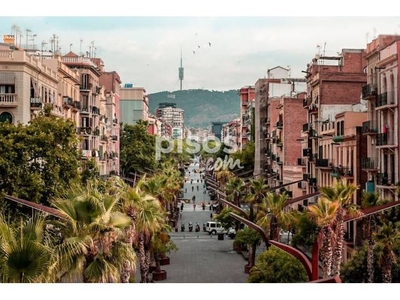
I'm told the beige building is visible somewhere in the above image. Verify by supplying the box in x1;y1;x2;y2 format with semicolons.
362;35;400;202
0;38;58;124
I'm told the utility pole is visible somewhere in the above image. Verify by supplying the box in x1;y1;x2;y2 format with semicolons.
26;29;31;48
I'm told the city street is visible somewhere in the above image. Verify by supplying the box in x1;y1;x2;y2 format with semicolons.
160;158;249;283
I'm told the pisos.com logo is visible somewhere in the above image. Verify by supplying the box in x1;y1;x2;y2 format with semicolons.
156;136;243;171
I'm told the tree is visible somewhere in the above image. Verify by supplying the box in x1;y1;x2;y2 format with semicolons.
341;242;400;283
248;247;308;283
308;198;339;278
52;180;136;283
120;121;157;177
120;179;166;283
0;110;81;205
374;222;400;283
234;227;261;270
320;180;358;276
0;214;56;283
361;191;381;282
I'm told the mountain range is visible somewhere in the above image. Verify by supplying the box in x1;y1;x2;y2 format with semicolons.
148;89;240;129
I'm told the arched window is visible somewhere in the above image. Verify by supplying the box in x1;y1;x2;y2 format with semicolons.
0;112;13;123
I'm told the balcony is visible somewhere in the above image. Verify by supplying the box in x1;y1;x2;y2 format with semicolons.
265;117;270;125
271;153;276;161
264;132;271;139
30;97;42;109
332;135;344;143
113;118;118;124
73;101;81;110
361;157;378;171
361;120;378;135
80;83;93;92
362;84;377;100
376;173;396;187
309;104;318;115
302;148;310;157
376;91;396;109
93;127;100;136
303;173;309;181
376;133;387;146
101;135;108;142
81;107;90;115
309;129;319;139
331;166;353;178
62;96;74;107
297;158;306;166
309;177;317;187
302;123;310;132
276;157;283;165
0;93;17;107
297;181;306;189
112;135;118;141
315;159;329;168
276;121;283;129
277;140;283;148
303;97;311;108
92;106;100;115
272;137;278;144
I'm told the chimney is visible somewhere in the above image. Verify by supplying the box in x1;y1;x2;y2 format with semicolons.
3;35;15;45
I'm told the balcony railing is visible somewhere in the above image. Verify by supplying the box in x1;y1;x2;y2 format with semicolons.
331;166;353;178
276;121;283;129
362;84;377;100
0;93;17;107
376;133;388;146
316;159;329;167
361;120;378;135
376;91;396;107
297;158;305;166
62;96;74;106
376;172;396;186
302;123;310;132
361;157;378;170
30;97;42;109
92;106;100;115
302;148;310;157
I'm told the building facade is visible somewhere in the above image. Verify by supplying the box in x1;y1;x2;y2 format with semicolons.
239;86;255;150
156;103;184;139
120;84;149;125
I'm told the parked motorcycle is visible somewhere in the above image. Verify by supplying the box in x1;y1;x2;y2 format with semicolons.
181;223;185;232
188;222;193;232
195;223;200;232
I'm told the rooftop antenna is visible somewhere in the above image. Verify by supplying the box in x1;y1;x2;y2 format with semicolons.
69;43;73;52
41;40;47;61
26;29;31;49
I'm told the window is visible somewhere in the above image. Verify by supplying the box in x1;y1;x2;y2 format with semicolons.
0;112;13;123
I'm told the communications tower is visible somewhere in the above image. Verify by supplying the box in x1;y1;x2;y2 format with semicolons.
179;49;184;91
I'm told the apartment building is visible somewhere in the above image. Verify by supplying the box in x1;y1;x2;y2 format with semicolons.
302;49;367;196
362;35;400;202
156;103;184;139
266;93;307;198
147;113;162;136
222;118;241;152
239;86;255;150
254;66;305;178
0;37;58;124
120;84;149;125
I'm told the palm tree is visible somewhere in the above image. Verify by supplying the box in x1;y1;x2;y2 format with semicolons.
258;192;296;241
308;198;339;278
0;214;56;283
374;222;400;283
120;180;166;283
52;180;136;283
361;191;381;283
226;177;245;207
320;180;358;276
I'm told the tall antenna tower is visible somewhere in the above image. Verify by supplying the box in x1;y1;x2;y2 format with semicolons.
179;49;184;91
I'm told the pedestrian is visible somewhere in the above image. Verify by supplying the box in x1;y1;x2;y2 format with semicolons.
210;212;213;219
192;186;194;192
180;202;184;211
197;185;199;191
185;188;187;193
180;211;183;219
191;179;193;184
192;195;196;203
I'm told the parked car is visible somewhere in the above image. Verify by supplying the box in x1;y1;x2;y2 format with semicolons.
205;221;224;235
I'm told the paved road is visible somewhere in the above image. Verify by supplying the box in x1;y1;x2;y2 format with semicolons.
135;158;250;283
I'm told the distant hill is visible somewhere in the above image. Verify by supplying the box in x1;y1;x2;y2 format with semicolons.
148;89;240;128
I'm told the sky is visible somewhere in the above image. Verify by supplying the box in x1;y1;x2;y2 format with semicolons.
1;2;400;95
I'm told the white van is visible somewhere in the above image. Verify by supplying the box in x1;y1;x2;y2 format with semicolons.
206;221;225;235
